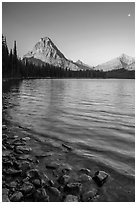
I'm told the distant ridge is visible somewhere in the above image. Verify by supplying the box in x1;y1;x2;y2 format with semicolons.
94;53;135;71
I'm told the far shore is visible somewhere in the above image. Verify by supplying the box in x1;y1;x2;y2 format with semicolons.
2;77;135;82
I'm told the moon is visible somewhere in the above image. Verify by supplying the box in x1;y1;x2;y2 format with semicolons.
128;13;131;17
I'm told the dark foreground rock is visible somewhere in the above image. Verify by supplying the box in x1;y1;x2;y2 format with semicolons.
92;171;109;187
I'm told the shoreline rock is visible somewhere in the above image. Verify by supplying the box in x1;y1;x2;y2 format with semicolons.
2;121;109;202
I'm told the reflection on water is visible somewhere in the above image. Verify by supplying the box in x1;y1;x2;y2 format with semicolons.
3;78;135;200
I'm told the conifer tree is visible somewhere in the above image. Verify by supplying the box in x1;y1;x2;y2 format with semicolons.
2;35;9;76
13;40;17;58
9;49;13;76
13;40;18;76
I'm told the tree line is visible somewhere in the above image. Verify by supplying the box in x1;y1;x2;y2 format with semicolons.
2;35;135;79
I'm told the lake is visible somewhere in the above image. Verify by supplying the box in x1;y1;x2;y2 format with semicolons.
2;78;135;201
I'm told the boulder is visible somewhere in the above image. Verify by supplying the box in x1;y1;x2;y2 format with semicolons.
64;183;82;195
10;191;23;202
27;169;40;179
48;187;61;201
32;179;41;187
64;194;78;202
34;188;49;202
20;182;34;195
79;168;91;175
79;174;92;183
58;174;71;185
92;171;108;186
49;187;60;195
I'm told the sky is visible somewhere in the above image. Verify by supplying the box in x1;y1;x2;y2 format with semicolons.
2;2;135;66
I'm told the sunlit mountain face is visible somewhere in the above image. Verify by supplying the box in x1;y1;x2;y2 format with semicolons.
23;37;80;71
94;53;135;71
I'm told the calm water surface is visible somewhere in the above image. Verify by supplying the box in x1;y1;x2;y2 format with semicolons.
3;79;135;201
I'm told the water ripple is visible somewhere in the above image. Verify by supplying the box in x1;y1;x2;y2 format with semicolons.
4;79;135;177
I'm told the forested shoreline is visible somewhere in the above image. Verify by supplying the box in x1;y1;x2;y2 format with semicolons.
2;35;135;79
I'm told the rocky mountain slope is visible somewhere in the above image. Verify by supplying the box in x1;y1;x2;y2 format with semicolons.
74;60;93;70
23;37;80;71
95;54;135;71
23;37;135;72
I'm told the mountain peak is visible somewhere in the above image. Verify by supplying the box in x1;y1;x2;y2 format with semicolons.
120;53;127;57
119;53;135;65
36;36;53;48
40;36;50;40
39;37;51;43
119;53;133;60
23;37;80;71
